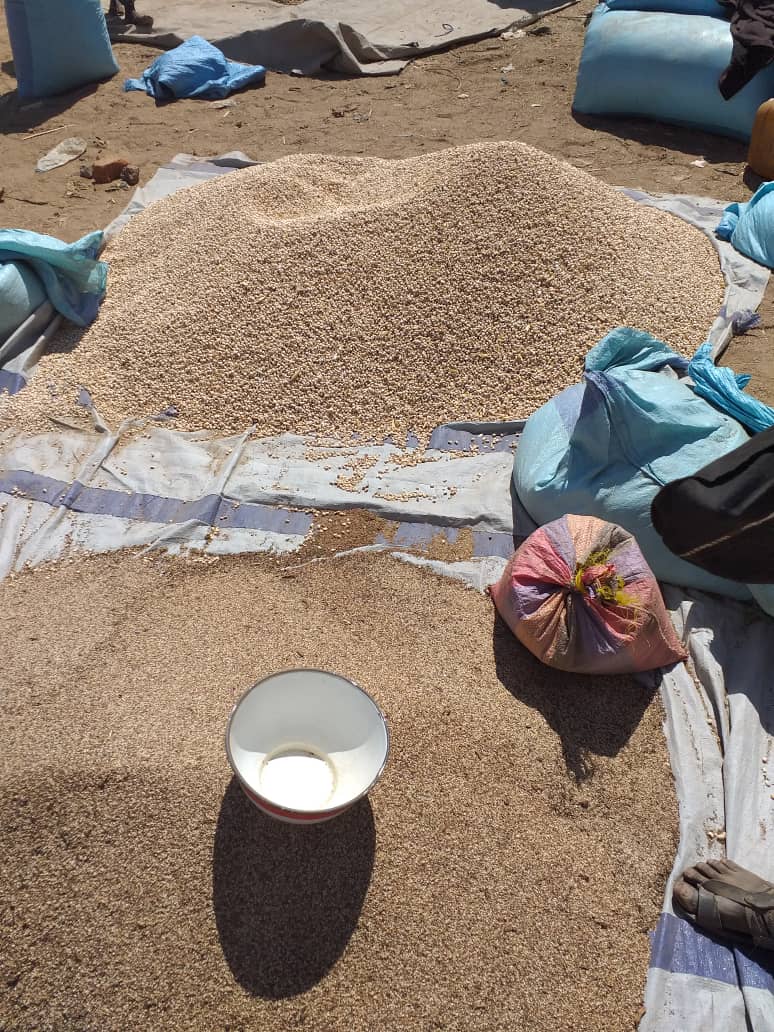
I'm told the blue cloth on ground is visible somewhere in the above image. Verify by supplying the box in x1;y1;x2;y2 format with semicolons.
689;341;774;433
716;181;774;268
0;230;107;328
124;36;266;101
513;327;754;600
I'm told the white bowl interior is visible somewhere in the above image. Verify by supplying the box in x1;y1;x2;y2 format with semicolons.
228;670;388;812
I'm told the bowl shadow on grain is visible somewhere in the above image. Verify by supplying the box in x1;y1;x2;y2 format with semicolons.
492;614;656;781
212;777;375;999
572;111;747;165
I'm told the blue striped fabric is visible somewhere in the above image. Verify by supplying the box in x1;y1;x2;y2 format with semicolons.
650;913;774;990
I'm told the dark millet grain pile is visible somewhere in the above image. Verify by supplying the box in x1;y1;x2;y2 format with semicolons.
0;550;677;1031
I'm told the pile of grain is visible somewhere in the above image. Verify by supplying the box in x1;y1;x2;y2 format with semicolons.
3;142;722;439
0;548;677;1032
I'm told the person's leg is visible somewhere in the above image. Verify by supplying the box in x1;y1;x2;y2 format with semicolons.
120;0;154;27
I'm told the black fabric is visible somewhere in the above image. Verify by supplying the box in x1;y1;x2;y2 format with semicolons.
718;0;774;99
651;426;774;582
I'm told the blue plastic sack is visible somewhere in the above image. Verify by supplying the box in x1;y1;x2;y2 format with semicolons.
4;0;118;99
0;230;107;328
573;4;774;140
689;342;774;433
604;0;723;14
124;36;266;101
716;181;774;268
513;327;753;600
0;262;46;342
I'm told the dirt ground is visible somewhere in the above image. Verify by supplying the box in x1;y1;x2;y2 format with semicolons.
0;0;771;399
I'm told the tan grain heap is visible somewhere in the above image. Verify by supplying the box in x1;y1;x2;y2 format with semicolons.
5;142;722;439
0;549;677;1032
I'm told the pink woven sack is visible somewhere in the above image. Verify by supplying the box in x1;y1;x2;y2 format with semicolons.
490;514;687;675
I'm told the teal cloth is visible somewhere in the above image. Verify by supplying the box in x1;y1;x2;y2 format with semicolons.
0;262;46;341
4;0;118;99
0;229;107;327
689;342;774;433
588;328;774;434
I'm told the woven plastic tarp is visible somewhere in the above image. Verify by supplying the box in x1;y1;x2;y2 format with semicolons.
5;0;118;98
513;327;755;600
0;229;106;329
107;0;577;76
716;180;774;269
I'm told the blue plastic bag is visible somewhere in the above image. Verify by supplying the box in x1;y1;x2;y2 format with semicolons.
573;4;774;140
689;342;774;433
584;327;774;433
513;327;753;599
604;0;723;14
0;262;46;343
716;181;774;268
585;326;689;374
0;230;108;328
4;0;118;99
124;36;266;101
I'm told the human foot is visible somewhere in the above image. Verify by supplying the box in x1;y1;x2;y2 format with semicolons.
673;858;774;950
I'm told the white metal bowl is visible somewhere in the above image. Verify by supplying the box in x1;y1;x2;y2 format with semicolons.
226;669;390;824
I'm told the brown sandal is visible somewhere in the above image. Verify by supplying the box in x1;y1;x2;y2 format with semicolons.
673;858;774;951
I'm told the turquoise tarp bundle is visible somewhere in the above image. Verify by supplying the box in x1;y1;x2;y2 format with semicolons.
0;229;107;330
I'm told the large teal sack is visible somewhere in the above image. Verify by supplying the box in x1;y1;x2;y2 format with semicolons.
716;181;774;269
605;0;723;13
0;229;107;327
513;328;754;600
0;262;46;343
573;4;774;140
5;0;118;99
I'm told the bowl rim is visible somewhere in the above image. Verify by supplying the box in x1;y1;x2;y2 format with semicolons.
224;667;391;816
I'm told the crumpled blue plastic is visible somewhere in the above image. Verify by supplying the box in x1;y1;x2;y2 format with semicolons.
124;36;266;101
588;327;774;434
584;325;689;374
0;229;107;327
689;341;774;433
715;181;774;269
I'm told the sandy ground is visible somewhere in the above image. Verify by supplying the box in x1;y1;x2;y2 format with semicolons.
0;0;771;403
0;550;678;1032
